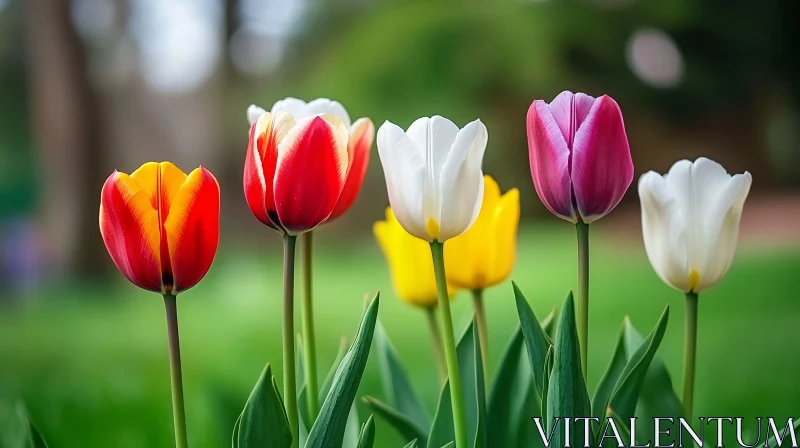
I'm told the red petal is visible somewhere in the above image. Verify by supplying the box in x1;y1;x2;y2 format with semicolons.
165;167;220;293
244;117;282;231
526;100;576;222
571;95;634;223
328;118;374;222
99;172;163;292
274;115;348;233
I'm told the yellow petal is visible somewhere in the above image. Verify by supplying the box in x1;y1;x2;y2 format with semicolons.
487;187;520;287
374;207;446;308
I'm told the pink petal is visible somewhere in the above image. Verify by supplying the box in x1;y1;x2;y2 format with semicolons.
570;95;634;223
548;91;596;148
526;100;576;222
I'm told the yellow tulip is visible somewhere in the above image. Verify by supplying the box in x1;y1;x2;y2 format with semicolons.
374;207;457;308
444;175;520;291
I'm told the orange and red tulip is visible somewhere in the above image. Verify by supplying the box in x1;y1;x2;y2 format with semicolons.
244;108;367;234
99;161;220;294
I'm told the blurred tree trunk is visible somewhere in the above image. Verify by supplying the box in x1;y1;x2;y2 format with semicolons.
25;0;109;279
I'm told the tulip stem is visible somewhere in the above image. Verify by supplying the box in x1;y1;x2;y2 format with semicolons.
471;289;489;383
683;292;699;421
163;293;189;448
575;222;590;380
425;307;447;382
282;235;299;448
300;231;320;422
430;241;468;448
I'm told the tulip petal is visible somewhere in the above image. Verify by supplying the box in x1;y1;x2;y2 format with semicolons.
405;116;460;232
376;121;428;240
690;158;752;291
328;118;375;222
273;115;349;233
571;95;633;223
547;91;596;147
489;187;520;287
164;167;220;293
99;172;163;292
527;100;575;222
374;208;443;308
271;97;352;128
638;170;689;292
247;104;266;126
438;119;487;241
444;175;500;289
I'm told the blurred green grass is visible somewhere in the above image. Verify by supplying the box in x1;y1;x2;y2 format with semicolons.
1;224;799;447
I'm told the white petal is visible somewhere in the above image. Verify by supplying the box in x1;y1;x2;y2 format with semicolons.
438;119;488;241
639;170;690;292
377;121;428;240
270;97;310;118
247;104;266;126
304;98;351;129
406;116;460;227
695;169;752;291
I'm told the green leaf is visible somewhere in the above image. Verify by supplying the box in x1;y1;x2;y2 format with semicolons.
766;418;800;447
426;381;453;448
513;281;553;400
541;308;557;340
622;318;685;446
362;397;427;443
592;324;629;420
237;364;293;448
541;346;553;423
608;306;670;421
320;336;349;404
374;321;431;430
440;443;454;448
356;415;375;448
343;404;361;448
487;328;540;448
471;319;487;448
232;413;242;448
28;419;48;448
306;294;380;448
402;440;418;448
546;291;591;448
426;321;484;448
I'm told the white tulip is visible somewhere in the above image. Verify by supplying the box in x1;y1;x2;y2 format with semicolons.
638;157;752;293
377;116;488;242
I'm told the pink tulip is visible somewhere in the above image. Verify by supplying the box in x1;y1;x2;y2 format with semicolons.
526;91;633;223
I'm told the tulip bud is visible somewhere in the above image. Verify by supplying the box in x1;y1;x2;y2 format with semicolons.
377;116;488;242
527;91;633;223
445;175;519;291
638;157;752;293
245;98;374;231
374;208;457;308
99;162;220;294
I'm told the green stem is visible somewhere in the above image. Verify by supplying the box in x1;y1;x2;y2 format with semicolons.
683;292;699;421
575;222;590;380
425;307;447;382
300;231;320;422
282;235;299;448
471;289;489;383
430;241;467;448
163;293;189;448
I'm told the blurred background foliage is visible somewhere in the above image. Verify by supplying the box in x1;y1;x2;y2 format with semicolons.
0;0;799;446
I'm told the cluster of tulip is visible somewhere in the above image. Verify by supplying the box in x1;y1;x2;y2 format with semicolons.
95;91;772;448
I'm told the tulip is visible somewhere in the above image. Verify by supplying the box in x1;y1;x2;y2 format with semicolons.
247;98;374;425
374;207;456;379
526;91;634;379
99;161;220;448
638;157;752;420
444;175;519;377
377;115;488;448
